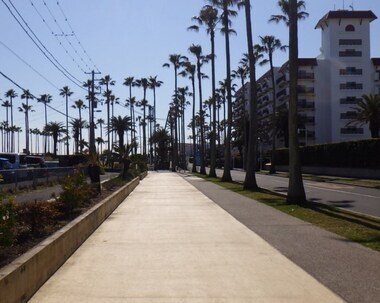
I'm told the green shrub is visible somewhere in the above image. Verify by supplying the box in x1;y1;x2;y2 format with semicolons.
130;154;148;172
57;172;94;217
0;198;16;248
16;201;59;237
275;139;380;168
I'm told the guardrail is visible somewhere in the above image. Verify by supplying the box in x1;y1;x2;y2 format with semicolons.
0;167;87;190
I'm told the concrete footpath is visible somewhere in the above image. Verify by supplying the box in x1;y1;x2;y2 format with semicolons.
30;172;344;302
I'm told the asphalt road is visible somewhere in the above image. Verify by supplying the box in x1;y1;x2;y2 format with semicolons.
212;168;380;218
11;172;120;204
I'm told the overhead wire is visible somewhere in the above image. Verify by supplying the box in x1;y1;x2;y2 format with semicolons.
0;40;60;91
29;0;87;74
1;0;85;90
35;0;91;73
56;0;100;73
0;70;76;120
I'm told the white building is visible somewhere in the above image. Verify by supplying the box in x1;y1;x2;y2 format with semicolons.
238;10;379;148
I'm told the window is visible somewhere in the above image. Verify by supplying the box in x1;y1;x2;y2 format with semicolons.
345;24;355;32
340;97;362;104
339;49;362;57
339;39;362;45
339;67;363;75
340;82;363;90
341;127;363;134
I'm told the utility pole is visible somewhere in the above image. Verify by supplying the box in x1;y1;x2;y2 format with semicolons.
85;70;101;155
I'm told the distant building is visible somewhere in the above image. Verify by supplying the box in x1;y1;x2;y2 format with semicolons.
235;10;379;149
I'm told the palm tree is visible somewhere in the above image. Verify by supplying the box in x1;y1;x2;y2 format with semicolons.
348;94;380;138
71;99;87;152
59;86;73;155
135;78;150;155
20;89;34;154
95;137;105;155
45;122;65;156
188;44;209;175
177;86;190;167
163;54;187;171
99;75;116;154
180;62;198;173
1;100;11;152
123;77;137;150
287;0;306;203
5;89;18;152
110;94;120;148
259;35;287;174
208;0;238;181
38;94;52;154
108;115;133;152
269;0;309;25
189;4;220;177
70;118;86;154
149;76;163;132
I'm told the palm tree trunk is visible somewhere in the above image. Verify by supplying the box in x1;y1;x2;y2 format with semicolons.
197;61;206;175
191;78;197;173
287;0;306;204
243;0;258;190
209;31;217;177
221;2;232;182
269;55;277;174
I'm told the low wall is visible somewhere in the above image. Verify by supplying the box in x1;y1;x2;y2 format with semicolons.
276;166;380;180
0;176;140;303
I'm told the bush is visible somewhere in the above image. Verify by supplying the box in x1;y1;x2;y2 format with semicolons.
130;154;148;173
0;199;16;248
275;139;380;168
57;172;95;217
16;201;59;237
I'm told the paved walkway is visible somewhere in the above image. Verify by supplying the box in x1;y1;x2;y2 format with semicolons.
29;172;344;302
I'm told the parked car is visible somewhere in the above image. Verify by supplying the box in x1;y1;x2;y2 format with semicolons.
0;153;24;169
0;157;15;183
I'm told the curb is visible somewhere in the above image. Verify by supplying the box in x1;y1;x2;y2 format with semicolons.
0;175;142;303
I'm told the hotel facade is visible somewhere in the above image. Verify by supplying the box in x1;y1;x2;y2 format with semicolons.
236;10;380;149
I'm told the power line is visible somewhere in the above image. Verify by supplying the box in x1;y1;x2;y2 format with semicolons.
0;70;76;120
56;0;100;73
2;0;85;90
29;0;88;74
0;40;60;90
33;0;91;73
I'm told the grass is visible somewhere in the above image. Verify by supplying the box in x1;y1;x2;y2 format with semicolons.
194;173;380;252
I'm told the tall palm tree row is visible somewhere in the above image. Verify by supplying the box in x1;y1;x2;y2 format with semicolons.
5;89;18;152
71;99;87;153
123;76;137;151
163;54;188;171
59;86;73;156
189;4;220;177
99;75;116;154
38;94;52;154
208;0;239;182
259;35;287;174
135;78;150;156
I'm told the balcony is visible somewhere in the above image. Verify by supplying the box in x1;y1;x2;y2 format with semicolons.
298;100;315;109
340;112;359;119
297;86;315;94
276;88;287;98
341;127;363;134
298;72;315;80
276;74;286;84
340;97;362;105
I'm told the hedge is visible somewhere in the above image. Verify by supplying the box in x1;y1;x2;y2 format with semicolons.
275;139;380;169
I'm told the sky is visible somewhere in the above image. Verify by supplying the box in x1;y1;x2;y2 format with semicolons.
0;0;379;153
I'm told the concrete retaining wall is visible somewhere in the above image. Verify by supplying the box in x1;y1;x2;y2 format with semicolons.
0;176;141;303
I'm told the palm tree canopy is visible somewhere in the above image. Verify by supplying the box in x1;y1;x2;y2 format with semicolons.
21;89;34;101
348;94;380;138
38;94;52;104
269;0;309;25
99;75;116;87
5;89;18;99
59;86;73;98
123;76;135;87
